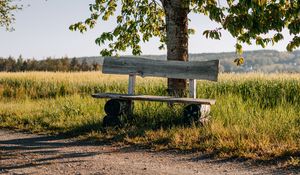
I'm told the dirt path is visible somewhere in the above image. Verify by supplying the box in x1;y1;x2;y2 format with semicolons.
0;129;298;175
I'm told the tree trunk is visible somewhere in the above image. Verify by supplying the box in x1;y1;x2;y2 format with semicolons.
163;0;189;97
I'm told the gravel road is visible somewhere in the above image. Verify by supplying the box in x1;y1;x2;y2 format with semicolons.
0;129;298;175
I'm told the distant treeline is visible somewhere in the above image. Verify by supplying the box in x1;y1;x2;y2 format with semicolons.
1;50;300;72
0;56;101;72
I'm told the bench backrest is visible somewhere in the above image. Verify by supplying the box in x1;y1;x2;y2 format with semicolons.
102;57;219;81
102;57;219;98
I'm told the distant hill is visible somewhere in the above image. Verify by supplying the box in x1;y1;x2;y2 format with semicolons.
1;50;299;73
75;50;300;73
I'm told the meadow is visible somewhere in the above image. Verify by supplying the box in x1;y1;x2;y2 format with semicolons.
1;72;300;161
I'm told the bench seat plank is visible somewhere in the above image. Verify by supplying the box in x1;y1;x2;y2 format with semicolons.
92;93;216;105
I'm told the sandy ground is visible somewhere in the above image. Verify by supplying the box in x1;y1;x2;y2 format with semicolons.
0;129;299;175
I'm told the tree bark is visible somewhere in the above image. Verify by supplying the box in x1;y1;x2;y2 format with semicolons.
163;0;189;97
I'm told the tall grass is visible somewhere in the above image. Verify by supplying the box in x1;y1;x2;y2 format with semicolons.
0;72;300;160
1;72;300;107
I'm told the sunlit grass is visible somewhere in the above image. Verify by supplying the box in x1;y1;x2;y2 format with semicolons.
1;71;300;160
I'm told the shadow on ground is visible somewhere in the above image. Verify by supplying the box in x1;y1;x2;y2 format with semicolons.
1;122;300;174
1;128;300;175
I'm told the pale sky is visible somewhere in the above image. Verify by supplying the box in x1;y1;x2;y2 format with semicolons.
0;0;294;59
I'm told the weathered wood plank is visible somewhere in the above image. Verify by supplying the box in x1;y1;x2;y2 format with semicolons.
189;79;196;99
102;57;219;81
128;74;136;95
92;93;216;105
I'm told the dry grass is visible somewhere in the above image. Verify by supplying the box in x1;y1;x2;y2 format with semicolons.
1;71;300;161
2;71;300;81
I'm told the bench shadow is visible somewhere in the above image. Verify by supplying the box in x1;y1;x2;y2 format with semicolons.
64;113;300;175
0;120;155;172
2;112;300;175
0;129;110;172
68;121;300;175
0;121;154;172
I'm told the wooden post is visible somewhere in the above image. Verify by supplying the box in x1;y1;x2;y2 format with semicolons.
104;99;130;116
128;74;136;95
183;104;211;126
189;79;196;99
127;74;136;117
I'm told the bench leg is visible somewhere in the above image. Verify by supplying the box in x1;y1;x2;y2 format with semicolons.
102;115;122;127
183;104;211;126
126;100;134;121
103;99;134;127
104;99;130;116
199;104;211;125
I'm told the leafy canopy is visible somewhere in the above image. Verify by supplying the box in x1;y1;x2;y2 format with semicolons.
70;0;300;58
0;0;22;31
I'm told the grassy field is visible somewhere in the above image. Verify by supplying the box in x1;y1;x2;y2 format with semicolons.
1;72;300;161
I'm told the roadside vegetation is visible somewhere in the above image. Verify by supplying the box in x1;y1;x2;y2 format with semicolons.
1;72;300;161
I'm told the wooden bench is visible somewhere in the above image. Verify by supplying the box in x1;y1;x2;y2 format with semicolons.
92;57;219;126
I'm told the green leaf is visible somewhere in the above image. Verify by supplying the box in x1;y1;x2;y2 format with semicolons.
70;0;300;56
234;57;244;66
235;43;243;55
